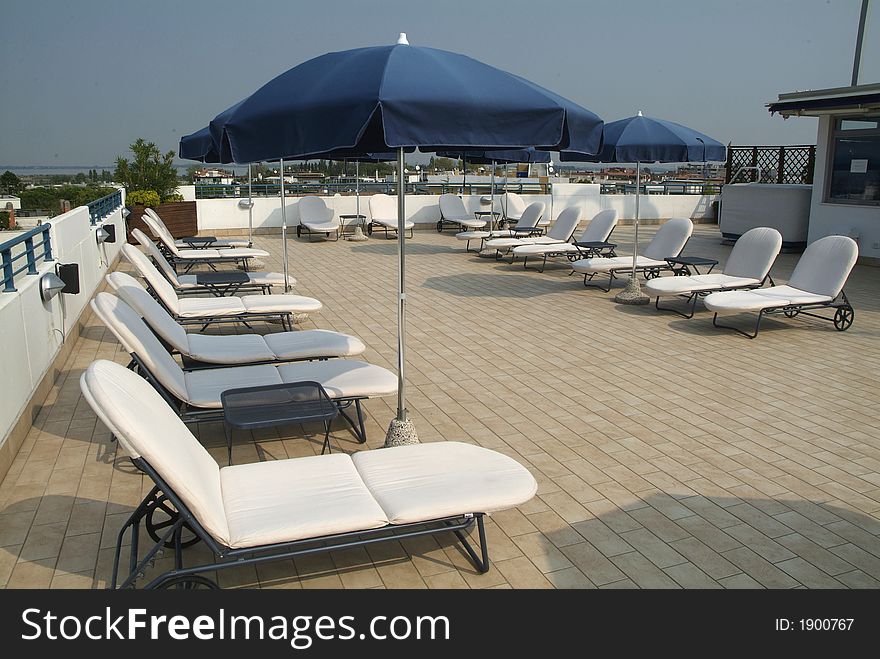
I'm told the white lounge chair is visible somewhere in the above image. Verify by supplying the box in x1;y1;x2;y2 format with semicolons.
512;209;618;272
144;207;251;249
571;217;694;291
132;228;295;295
296;196;340;241
437;194;488;233
484;202;566;259
455;200;544;252
81;359;537;589
704;235;857;338
142;212;269;273
106;274;365;366
367;194;414;238
501;191;548;228
90;294;396;449
644;227;782;318
121;243;321;331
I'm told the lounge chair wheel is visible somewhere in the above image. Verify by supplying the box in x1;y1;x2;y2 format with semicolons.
296;225;302;238
834;305;854;331
155;575;219;590
436;220;443;233
784;308;799;318
145;494;200;549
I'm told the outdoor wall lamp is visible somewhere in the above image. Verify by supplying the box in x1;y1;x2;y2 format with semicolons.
122;208;131;218
238;199;254;209
96;224;116;244
40;272;66;302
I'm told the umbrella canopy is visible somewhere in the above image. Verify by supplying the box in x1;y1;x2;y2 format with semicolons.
561;113;725;164
209;42;603;162
179;126;221;163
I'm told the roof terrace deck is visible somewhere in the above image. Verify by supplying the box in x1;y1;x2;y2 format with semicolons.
1;224;879;589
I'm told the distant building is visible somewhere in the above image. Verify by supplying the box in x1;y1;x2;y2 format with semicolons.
194;168;233;185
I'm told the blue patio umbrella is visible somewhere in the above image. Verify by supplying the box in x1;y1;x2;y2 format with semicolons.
562;112;725;303
206;34;604;445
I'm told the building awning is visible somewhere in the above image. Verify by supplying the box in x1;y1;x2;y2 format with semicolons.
768;83;880;117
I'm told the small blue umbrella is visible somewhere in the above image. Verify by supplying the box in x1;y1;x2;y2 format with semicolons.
562;112;725;302
206;34;604;444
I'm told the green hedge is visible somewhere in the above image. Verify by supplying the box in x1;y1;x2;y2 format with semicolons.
19;185;117;216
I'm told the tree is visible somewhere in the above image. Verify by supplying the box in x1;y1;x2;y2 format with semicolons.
114;138;179;201
0;170;23;195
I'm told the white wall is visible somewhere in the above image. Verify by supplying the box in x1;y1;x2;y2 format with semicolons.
0;199;126;447
1;196;21;211
193;186;717;232
807;115;880;258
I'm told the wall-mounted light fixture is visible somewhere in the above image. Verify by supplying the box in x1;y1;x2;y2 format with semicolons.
122;207;131;218
238;199;254;209
96;227;110;244
96;224;116;244
40;272;66;302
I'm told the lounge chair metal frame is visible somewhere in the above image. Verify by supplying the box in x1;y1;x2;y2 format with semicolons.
579;259;674;292
127;352;370;445
110;472;490;589
523;241;617;273
366;221;414;239
655;273;776;319
711;290;854;339
296;223;340;242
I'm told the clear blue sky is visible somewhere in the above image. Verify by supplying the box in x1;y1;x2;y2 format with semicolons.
1;0;877;165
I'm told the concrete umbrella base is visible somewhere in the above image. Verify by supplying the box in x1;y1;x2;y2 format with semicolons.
346;226;368;242
614;276;650;305
384;415;420;447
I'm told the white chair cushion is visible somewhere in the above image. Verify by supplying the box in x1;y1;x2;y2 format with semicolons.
122;244;181;313
177;296;247;318
186;333;277;364
642;218;693;261
241;294;323;314
485;236;560;250
578;210;618;243
301;220;339;232
571;255;667;274
220;455;388;548
644;274;761;296
722;227;782;280
173;248;226;259
107;273;190;351
452;218;488;229
704;290;790;313
245;271;296;287
374;217;415;229
455;231;491;240
512;242;579;256
352;442;538;525
184;364;283;408
81;361;230;544
264;329;366;360
752;285;832;306
175;238;251;249
787;235;858;298
276;360;398;399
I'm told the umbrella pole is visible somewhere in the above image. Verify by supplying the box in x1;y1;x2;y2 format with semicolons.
385;147;419;446
247;163;253;245
356;160;360;218
490;160;495;229
280;158;291;293
614;160;649;305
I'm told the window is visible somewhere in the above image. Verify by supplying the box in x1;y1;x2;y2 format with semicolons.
826;115;880;205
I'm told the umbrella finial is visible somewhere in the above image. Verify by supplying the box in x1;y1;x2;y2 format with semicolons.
637;110;643;116
397;32;409;45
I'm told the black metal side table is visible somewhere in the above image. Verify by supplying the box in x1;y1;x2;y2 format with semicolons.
195;270;251;296
474;210;501;230
339;214;367;237
221;381;339;464
665;256;719;276
180;236;218;248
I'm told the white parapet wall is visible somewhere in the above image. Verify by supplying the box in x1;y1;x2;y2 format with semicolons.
191;185;717;233
0;201;126;455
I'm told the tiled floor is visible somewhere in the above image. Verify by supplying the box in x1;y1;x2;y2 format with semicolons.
2;222;879;589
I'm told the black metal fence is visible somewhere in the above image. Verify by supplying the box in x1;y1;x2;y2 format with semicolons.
725;145;816;185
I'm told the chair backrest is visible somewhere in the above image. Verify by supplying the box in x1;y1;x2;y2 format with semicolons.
298;196;334;224
439;193;468;220
106;271;189;354
142;212;181;256
120;244;180;314
369;194;397;222
517;202;545;229
578;209;618;243
722;227;782;280
80;360;229;544
502;192;527;218
788;235;858;298
90;292;188;404
643;218;694;260
131;228;181;286
545;207;581;241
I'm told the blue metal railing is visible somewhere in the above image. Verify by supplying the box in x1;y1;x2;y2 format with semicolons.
87;189;123;225
0;224;54;293
194;181;549;199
